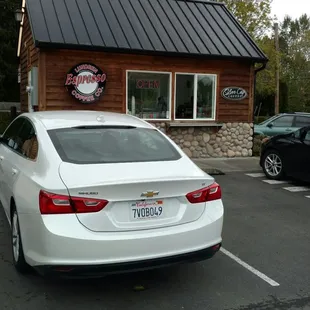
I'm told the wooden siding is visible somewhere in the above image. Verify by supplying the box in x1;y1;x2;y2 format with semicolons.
20;12;39;113
40;49;254;122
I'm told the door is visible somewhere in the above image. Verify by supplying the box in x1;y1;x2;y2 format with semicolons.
0;117;25;216
285;127;310;182
297;128;310;182
267;115;295;136
0;118;36;217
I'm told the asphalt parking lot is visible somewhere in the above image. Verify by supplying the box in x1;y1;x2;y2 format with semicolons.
1;171;310;310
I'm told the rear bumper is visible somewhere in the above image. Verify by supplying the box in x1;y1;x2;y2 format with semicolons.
19;201;223;271
34;243;221;278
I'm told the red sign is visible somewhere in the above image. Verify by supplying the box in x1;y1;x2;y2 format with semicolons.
64;63;107;104
136;80;160;89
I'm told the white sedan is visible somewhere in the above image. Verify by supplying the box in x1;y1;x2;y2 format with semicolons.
0;111;224;277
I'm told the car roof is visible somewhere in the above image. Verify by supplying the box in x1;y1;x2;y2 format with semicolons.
22;111;153;130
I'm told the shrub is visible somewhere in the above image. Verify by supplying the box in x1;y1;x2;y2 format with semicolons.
253;134;268;156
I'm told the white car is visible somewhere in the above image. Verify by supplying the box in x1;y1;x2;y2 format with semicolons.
0;111;224;277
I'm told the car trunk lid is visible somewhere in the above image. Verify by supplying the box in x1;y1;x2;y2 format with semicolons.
58;159;214;232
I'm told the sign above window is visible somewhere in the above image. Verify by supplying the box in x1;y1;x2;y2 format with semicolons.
221;87;247;101
65;63;107;104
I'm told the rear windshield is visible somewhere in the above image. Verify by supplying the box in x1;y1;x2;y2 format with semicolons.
48;126;181;164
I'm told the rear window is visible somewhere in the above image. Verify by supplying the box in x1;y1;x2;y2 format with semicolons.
295;116;310;127
48;126;181;164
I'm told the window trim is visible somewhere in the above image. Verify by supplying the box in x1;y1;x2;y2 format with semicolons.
126;70;172;121
174;72;217;121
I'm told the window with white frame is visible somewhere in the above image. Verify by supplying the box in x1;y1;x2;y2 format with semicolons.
175;73;217;120
127;71;171;120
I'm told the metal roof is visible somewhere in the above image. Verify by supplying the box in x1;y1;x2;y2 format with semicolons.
26;0;268;62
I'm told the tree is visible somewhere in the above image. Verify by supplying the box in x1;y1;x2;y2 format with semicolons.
221;0;276;100
221;0;273;39
0;0;21;102
280;14;310;112
255;36;277;98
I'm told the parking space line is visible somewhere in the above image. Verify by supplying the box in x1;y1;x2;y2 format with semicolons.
283;186;310;193
262;180;288;185
220;248;280;287
246;173;265;178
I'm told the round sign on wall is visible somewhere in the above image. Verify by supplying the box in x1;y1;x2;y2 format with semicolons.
64;63;107;104
221;87;248;101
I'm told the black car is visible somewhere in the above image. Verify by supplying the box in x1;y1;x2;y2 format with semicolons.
260;126;310;182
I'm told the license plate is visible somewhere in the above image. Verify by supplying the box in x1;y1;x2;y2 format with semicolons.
131;200;164;220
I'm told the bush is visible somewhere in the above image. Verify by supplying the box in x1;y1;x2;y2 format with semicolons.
253;134;268;156
254;116;270;124
0;112;12;134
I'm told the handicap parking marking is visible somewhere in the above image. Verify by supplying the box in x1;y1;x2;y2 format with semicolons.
220;248;280;287
283;186;310;193
262;180;288;185
245;173;265;178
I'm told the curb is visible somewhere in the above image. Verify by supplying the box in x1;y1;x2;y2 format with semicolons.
201;168;225;176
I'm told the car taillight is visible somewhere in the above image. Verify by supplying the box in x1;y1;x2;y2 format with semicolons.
39;190;108;214
186;182;221;204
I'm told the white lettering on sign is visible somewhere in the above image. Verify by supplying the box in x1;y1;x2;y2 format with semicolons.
221;87;248;101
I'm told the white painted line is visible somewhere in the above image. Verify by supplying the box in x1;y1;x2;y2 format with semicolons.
283;186;310;193
263;180;288;185
220;248;280;287
246;173;265;178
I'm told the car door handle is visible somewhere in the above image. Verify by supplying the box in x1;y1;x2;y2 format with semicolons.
286;129;292;132
12;168;18;175
0;156;4;161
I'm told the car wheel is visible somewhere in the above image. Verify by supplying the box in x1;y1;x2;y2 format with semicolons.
11;208;30;273
262;150;284;180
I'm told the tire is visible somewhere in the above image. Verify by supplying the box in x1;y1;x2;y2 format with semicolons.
262;149;284;180
11;207;30;274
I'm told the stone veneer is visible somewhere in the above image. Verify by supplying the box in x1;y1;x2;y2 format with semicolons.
152;122;254;159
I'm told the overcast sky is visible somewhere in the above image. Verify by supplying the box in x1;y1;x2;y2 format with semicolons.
271;0;310;21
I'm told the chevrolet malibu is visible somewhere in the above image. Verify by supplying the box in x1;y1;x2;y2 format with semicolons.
0;111;224;277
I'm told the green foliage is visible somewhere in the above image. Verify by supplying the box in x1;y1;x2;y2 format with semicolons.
253;134;268;156
0;111;12;133
255;36;277;97
221;0;273;39
222;0;310;115
0;0;21;102
279;15;310;112
221;0;276;98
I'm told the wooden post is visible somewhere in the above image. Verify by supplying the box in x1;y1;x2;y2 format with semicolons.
274;22;280;114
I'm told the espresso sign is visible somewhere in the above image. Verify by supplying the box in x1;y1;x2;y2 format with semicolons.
65;63;107;104
221;87;247;101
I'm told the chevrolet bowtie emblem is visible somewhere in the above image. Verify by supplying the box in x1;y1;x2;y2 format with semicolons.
141;191;159;198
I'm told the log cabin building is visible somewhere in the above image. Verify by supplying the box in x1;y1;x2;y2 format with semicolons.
18;0;268;159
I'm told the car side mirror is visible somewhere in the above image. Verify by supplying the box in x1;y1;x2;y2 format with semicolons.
267;122;273;128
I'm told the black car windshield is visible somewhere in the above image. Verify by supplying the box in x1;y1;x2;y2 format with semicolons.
48;126;181;164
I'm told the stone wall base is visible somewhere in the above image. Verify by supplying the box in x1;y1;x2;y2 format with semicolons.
153;122;254;159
